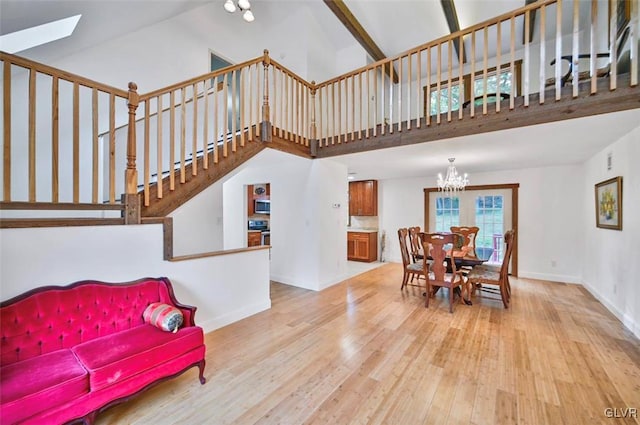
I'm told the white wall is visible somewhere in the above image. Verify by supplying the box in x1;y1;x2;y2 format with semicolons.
582;124;640;339
379;164;585;284
0;224;271;334
221;149;349;291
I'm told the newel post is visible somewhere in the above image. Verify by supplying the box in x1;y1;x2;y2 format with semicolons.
309;81;318;157
261;49;272;142
123;82;141;224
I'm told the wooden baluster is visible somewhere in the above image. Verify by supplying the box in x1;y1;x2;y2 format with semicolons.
331;82;335;144
280;71;285;139
590;0;597;94
109;93;116;203
418;49;422;127
436;43;442;124
338;79;342;142
192;82;198;174
407;53;412;130
539;4;546;104
203;81;209;169
181;87;187;179
124;82;140;224
157;95;164;196
92;88;99;203
2;61;10;201
389;61;394;133
380;65;385;135
555;0;563;101
169;91;176;188
366;69;370;138
72;81;78;203
271;65;276;137
496;22;502;112
262;51;271;141
524;10;531;106
447;40;453;122
298;82;302;144
374;66;378;136
510;18;516;109
470;31;476;117
572;0;580;99
240;69;246;146
52;76;59;203
284;72;289;140
398;57;402;132
222;73;228;157
213;77;219;163
458;36;464;120
144;99;150;205
358;72;362;139
630;0;638;87
28;70;36;202
318;85;323;145
482;27;488;115
248;65;253;141
351;75;356;141
231;70;237;152
427;47;431;126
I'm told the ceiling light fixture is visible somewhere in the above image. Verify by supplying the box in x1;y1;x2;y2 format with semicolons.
437;158;469;194
224;0;255;22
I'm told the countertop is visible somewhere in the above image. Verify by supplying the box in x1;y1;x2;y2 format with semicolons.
347;228;379;233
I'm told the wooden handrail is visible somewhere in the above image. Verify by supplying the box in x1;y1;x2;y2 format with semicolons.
139;56;263;101
0;51;129;97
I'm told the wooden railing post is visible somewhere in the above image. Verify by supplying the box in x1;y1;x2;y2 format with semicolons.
309;81;318;157
261;49;272;142
123;82;140;224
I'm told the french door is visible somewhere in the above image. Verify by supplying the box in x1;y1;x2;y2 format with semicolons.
425;184;518;272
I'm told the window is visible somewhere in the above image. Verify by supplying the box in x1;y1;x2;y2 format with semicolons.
428;82;463;116
434;196;460;232
210;52;241;134
424;60;522;115
475;195;505;263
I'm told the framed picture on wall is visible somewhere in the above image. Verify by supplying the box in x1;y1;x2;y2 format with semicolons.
595;176;623;230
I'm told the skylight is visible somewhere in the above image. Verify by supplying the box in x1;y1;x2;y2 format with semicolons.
0;14;82;54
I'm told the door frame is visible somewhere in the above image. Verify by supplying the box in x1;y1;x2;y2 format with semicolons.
423;183;519;277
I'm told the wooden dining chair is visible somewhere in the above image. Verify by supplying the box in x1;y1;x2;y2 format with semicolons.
422;232;466;313
408;226;424;263
468;230;515;308
398;228;426;290
450;226;479;255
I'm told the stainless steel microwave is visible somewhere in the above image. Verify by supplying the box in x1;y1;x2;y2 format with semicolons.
255;199;270;214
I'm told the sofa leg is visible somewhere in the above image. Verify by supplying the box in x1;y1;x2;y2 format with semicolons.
198;359;207;385
82;411;97;425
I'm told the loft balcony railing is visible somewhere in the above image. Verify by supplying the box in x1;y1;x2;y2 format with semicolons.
1;0;638;223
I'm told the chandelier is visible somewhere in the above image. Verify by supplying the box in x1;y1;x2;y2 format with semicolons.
223;0;255;22
437;158;469;193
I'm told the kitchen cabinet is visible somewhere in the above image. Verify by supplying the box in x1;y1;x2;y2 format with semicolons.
248;231;262;247
347;231;378;262
349;180;378;216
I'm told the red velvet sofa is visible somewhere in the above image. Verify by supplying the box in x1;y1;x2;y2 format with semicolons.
0;277;206;424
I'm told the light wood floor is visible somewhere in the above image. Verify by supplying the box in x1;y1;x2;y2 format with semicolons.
97;263;640;425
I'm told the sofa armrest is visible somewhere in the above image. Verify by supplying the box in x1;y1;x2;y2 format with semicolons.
156;277;197;327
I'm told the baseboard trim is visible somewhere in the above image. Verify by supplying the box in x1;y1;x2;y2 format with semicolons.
581;281;640;340
200;299;271;334
518;270;581;284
